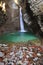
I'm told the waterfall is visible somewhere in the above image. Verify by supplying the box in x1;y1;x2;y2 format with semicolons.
20;7;26;32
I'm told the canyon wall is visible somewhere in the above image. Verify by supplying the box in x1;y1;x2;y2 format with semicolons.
0;0;20;34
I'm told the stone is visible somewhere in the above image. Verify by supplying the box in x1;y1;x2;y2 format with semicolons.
10;52;14;56
0;62;4;65
37;53;41;57
0;52;4;57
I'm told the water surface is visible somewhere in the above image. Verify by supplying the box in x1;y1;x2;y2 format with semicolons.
0;32;38;42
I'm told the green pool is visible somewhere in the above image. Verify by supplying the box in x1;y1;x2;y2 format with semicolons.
0;32;38;42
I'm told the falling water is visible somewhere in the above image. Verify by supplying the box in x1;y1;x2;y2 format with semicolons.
20;7;26;32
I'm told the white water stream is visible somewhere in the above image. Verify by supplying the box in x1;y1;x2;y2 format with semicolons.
20;7;26;32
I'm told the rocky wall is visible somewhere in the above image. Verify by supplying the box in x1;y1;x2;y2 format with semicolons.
0;1;20;34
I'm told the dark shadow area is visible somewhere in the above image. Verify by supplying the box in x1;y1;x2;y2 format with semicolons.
26;1;43;38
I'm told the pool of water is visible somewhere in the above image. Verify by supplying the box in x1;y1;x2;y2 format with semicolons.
0;32;38;42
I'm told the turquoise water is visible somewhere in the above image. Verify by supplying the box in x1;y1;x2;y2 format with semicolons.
0;32;38;42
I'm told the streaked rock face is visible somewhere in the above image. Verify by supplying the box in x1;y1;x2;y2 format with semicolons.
0;0;20;34
8;0;18;9
28;0;43;15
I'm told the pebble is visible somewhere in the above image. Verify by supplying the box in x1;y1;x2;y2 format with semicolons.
3;58;8;62
16;60;23;65
23;47;28;50
0;62;4;65
0;52;4;57
2;44;8;47
33;57;38;61
37;53;41;57
26;55;29;58
19;55;23;59
10;52;14;56
23;60;28;65
0;44;2;47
